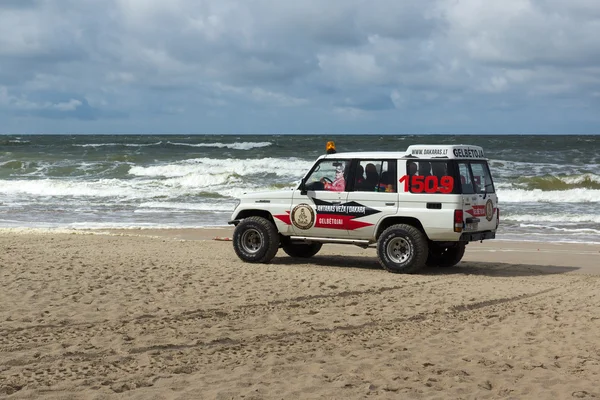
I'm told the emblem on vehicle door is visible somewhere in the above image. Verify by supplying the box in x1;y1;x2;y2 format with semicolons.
291;203;315;230
485;199;494;221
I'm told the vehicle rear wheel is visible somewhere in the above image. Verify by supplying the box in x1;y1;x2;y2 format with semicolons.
232;216;279;263
426;242;466;267
377;224;428;273
282;241;322;258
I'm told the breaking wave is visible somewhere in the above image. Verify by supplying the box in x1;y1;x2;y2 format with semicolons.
166;141;272;150
497;188;600;203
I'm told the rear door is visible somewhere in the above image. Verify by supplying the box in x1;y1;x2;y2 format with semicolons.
346;159;398;239
458;161;498;232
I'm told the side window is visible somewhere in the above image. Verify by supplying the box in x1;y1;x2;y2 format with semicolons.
458;162;475;194
470;162;495;194
304;159;350;192
405;160;454;194
354;160;397;192
379;160;397;192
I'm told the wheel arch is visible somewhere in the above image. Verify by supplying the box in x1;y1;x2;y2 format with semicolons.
233;209;276;225
375;216;427;240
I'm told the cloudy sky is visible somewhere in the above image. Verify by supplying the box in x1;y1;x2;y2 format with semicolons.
1;0;599;134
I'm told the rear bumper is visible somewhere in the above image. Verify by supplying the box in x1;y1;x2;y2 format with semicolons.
459;230;496;242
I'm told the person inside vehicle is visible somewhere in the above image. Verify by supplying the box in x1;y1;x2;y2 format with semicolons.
407;161;418;176
379;164;397;192
321;164;346;191
418;161;432;177
431;162;446;179
364;163;379;190
355;164;365;189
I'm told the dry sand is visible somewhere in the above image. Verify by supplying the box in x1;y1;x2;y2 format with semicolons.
1;229;599;399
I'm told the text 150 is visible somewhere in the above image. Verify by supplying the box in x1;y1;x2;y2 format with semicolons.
399;175;454;194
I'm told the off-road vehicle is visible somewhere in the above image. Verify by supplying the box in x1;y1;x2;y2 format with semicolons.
229;144;499;273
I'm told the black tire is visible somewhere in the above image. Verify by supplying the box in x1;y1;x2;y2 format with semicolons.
426;242;466;268
232;216;280;263
282;242;322;258
377;224;428;273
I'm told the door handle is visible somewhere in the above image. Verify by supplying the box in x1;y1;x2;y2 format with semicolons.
385;202;395;206
331;201;341;205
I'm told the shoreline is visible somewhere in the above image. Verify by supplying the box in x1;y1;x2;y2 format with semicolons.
1;225;600;245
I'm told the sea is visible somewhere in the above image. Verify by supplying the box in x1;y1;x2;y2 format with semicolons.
1;134;599;244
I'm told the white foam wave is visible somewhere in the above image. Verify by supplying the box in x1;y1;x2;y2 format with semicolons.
73;142;162;148
562;173;600;185
0;179;146;198
215;184;298;199
167;141;272;150
504;214;600;224
497;188;600;203
137;201;234;212
129;157;313;179
0;177;294;201
490;159;600;179
518;224;600;234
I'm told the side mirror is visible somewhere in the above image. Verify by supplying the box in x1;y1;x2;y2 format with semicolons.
300;178;307;195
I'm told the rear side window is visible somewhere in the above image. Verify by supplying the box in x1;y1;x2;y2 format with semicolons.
458;162;475;194
458;161;495;194
470;162;495;194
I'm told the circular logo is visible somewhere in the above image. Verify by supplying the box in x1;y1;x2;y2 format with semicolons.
485;199;494;221
291;204;315;230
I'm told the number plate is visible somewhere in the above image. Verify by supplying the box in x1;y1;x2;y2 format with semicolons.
466;222;478;231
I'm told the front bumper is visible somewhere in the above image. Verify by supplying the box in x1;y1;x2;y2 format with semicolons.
459;230;496;242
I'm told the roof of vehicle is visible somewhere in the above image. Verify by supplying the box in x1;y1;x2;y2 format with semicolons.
320;151;405;160
318;144;487;161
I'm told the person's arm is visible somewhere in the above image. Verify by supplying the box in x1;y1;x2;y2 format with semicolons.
328;178;345;192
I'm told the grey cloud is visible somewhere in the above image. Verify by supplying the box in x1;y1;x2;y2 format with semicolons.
0;0;598;132
0;0;40;9
337;94;397;111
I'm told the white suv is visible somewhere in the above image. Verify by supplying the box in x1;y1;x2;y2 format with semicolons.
229;144;499;273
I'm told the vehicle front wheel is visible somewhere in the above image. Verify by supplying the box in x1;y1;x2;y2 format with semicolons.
426;242;466;268
377;224;428;273
232;216;280;263
282;241;322;258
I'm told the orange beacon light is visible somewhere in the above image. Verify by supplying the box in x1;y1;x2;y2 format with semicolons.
326;141;336;154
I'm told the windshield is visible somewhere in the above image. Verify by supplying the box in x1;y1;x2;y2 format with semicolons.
303;159;351;192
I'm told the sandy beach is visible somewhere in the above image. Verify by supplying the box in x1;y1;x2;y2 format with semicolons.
1;229;599;399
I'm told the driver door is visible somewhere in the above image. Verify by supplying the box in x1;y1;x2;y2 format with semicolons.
290;159;350;238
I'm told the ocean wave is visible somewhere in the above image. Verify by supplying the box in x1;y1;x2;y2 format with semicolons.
73;141;163;148
503;213;600;224
129;157;313;179
497;188;600;203
0;160;38;170
1;139;31;146
166;141;272;150
1;159;133;179
490;159;600;179
0;179;147;198
137;201;234;212
0;176;296;201
510;174;600;190
518;224;600;234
